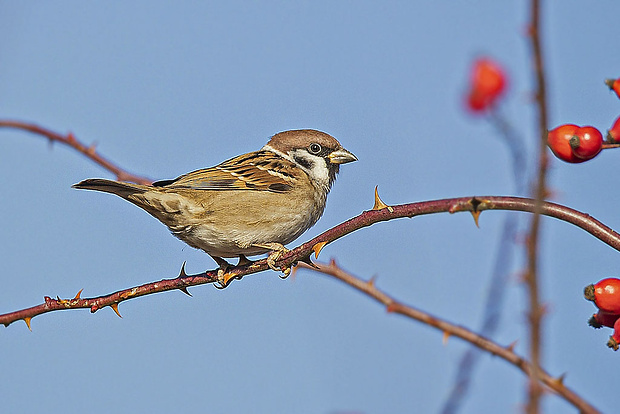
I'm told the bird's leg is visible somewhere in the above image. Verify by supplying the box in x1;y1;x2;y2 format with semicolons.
209;255;233;289
252;242;292;278
237;254;253;266
231;254;253;282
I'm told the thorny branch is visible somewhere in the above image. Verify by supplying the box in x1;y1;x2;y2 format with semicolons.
1;121;606;412
2;194;620;330
526;0;550;412
0;120;152;185
296;260;600;414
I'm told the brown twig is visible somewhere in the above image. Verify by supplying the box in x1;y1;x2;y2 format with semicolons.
443;110;527;414
2;195;620;329
527;0;550;412
296;260;600;414
0;120;152;184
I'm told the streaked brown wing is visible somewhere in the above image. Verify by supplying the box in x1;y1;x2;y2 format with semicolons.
155;150;300;193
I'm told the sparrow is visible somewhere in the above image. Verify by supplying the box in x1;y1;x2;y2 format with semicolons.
73;129;357;283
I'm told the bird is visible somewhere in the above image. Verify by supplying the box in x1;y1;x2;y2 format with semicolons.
72;129;357;284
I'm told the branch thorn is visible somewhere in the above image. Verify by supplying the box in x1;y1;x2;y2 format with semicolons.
373;186;394;212
312;241;328;259
23;317;32;331
110;303;122;318
179;286;192;297
470;211;481;228
442;330;450;345
469;196;482;210
552;373;566;387
178;261;188;278
367;275;377;287
73;289;83;300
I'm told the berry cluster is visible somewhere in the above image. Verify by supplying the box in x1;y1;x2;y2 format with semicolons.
584;278;620;350
547;78;620;164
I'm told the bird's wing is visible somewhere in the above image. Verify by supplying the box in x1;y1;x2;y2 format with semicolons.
153;150;300;193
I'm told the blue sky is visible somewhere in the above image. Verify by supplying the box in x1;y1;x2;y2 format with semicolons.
1;2;619;413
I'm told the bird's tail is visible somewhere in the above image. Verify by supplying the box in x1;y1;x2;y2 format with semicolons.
73;178;185;227
72;178;150;198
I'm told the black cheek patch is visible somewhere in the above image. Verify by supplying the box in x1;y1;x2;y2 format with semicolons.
293;155;314;170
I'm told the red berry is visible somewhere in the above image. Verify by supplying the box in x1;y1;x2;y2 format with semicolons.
589;278;620;314
571;126;603;160
547;124;584;163
605;78;620;99
607;116;620;142
547;124;602;163
466;58;507;112
589;310;620;329
467;89;488;112
587;311;620;351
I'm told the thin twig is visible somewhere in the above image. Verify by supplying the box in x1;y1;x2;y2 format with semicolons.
526;0;550;412
297;260;600;414
0;120;152;184
2;195;620;328
443;109;528;414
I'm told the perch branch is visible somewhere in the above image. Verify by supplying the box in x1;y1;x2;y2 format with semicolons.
2;195;620;330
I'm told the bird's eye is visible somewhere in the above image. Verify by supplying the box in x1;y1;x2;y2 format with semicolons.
308;143;322;154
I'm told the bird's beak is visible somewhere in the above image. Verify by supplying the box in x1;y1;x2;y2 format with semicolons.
329;148;358;164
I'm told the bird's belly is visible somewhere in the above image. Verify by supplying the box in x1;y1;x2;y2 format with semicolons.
170;211;315;258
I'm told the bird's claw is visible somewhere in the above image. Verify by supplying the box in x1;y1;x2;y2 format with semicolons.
213;267;229;289
253;243;292;278
210;255;235;289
